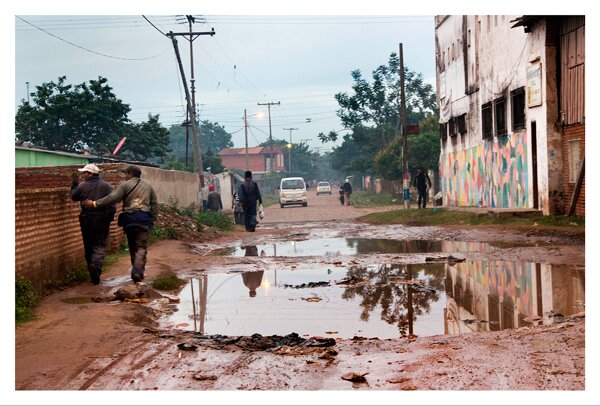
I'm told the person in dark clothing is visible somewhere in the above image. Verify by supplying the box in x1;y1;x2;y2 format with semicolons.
412;167;432;209
71;163;116;285
206;184;223;212
242;245;263;297
84;165;158;283
237;171;262;232
342;178;352;206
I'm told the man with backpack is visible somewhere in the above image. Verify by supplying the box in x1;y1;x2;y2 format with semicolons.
412;167;432;209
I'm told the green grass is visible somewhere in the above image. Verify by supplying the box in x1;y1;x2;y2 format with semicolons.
359;208;585;228
350;191;404;208
194;211;233;231
261;193;279;207
16;277;40;323
151;225;181;242
151;272;186;291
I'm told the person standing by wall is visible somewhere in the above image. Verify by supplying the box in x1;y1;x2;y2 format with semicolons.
412;167;432;209
83;165;158;283
237;171;262;232
206;184;223;212
342;178;353;207
71;163;116;285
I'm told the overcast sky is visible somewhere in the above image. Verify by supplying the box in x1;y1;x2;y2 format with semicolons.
14;13;435;153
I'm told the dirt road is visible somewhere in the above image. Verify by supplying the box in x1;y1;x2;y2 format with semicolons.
14;191;587;400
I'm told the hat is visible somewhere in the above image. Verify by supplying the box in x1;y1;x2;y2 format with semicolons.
78;163;100;174
208;184;215;191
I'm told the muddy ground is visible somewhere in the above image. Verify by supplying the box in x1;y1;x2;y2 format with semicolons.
14;192;589;402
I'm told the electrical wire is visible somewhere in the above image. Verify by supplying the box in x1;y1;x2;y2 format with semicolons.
17;16;169;61
142;15;167;37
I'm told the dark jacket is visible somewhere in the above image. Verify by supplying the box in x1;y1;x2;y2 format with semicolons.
413;171;432;190
238;180;262;208
342;181;352;194
206;191;223;211
71;175;115;218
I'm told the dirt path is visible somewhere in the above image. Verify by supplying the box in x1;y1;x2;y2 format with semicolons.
14;191;587;399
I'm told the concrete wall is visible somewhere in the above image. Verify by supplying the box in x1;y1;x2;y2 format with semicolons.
436;16;555;211
15;163;201;291
137;166;200;209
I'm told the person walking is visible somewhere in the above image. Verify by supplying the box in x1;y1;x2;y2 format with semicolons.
206;184;223;212
83;165;158;283
412;167;432;209
237;170;262;232
70;163;116;285
342;178;353;207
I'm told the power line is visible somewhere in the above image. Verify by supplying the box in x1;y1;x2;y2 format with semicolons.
142;15;167;37
17;16;169;61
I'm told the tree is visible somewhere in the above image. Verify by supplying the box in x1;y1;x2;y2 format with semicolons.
260;138;321;180
15;76;172;161
15;76;130;153
120;114;170;161
167;120;233;160
319;53;438;179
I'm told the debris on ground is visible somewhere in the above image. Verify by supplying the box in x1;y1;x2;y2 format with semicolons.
189;332;336;352
335;276;368;286
192;374;217;381
177;343;198;351
154;205;222;242
425;254;466;264
283;281;330;289
301;296;322;302
341;372;369;383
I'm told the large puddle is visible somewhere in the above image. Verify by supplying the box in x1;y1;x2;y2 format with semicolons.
162;260;584;339
214;238;538;257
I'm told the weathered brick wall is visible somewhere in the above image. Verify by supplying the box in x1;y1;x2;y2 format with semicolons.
15;164;128;290
562;124;585;216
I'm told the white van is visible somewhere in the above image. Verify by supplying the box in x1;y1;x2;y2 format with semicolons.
279;177;307;208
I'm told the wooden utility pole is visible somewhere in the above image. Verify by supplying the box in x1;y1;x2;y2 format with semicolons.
244;109;249;171
167;25;215;177
399;43;410;209
258;101;280;172
283;127;298;173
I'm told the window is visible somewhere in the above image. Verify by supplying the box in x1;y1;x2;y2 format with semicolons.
457;114;467;134
494;97;507;136
482;103;493;139
568;139;582;183
467;29;472;47
439;123;447;140
449;117;458;137
511;87;526;130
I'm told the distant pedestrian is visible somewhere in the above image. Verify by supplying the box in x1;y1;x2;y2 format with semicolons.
237;170;262;232
83;165;158;283
339;185;345;206
206;184;223;212
412;167;432;209
71;163;116;285
342;178;352;206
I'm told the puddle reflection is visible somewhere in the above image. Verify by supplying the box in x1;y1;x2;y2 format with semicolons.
217;238;537;257
163;261;584;339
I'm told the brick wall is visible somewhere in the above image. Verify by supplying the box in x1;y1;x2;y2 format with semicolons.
15;164;128;290
561;124;585;216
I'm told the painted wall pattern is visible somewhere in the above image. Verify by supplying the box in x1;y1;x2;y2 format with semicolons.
440;130;529;208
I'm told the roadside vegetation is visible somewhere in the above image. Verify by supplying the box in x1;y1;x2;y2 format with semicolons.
16;277;40;323
350;191;404;208
360;208;584;229
151;271;186;291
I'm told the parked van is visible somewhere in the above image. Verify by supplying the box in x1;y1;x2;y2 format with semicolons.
279;177;307;208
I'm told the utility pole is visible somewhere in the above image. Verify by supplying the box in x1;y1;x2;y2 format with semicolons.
399;43;410;209
258;101;280;172
283;127;298;173
244;109;249;171
26;81;30;104
167;24;215;179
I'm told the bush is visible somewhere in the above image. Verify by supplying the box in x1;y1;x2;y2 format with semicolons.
195;211;233;231
16;277;39;323
152;272;186;291
151;226;181;242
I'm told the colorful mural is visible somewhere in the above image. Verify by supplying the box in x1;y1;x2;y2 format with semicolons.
440;131;529;208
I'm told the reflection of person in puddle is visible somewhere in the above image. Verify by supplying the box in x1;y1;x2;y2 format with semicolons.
242;245;263;297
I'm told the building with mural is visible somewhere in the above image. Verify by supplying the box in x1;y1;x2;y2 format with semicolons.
435;16;585;215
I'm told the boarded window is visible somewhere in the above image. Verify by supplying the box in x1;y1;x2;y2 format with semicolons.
439;122;447;140
457;114;467;134
494;97;507;136
568;139;582;183
482;103;493;139
511;87;526;130
449;117;458;137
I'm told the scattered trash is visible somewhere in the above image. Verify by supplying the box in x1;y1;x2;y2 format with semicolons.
324;331;338;334
177;343;198;351
283;281;330;289
341;372;369;383
387;377;411;384
124;298;148;304
327;268;333;274
302;296;322;303
192;374;217;381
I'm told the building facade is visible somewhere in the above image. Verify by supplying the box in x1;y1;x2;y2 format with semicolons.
218;146;285;174
435;15;585;215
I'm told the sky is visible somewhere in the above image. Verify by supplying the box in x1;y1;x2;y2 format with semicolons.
5;1;598;405
14;13;436;155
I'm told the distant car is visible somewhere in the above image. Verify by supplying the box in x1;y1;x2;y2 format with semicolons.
316;181;332;195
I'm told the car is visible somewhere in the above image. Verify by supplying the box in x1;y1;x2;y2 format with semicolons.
316;181;332;195
279;177;308;208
